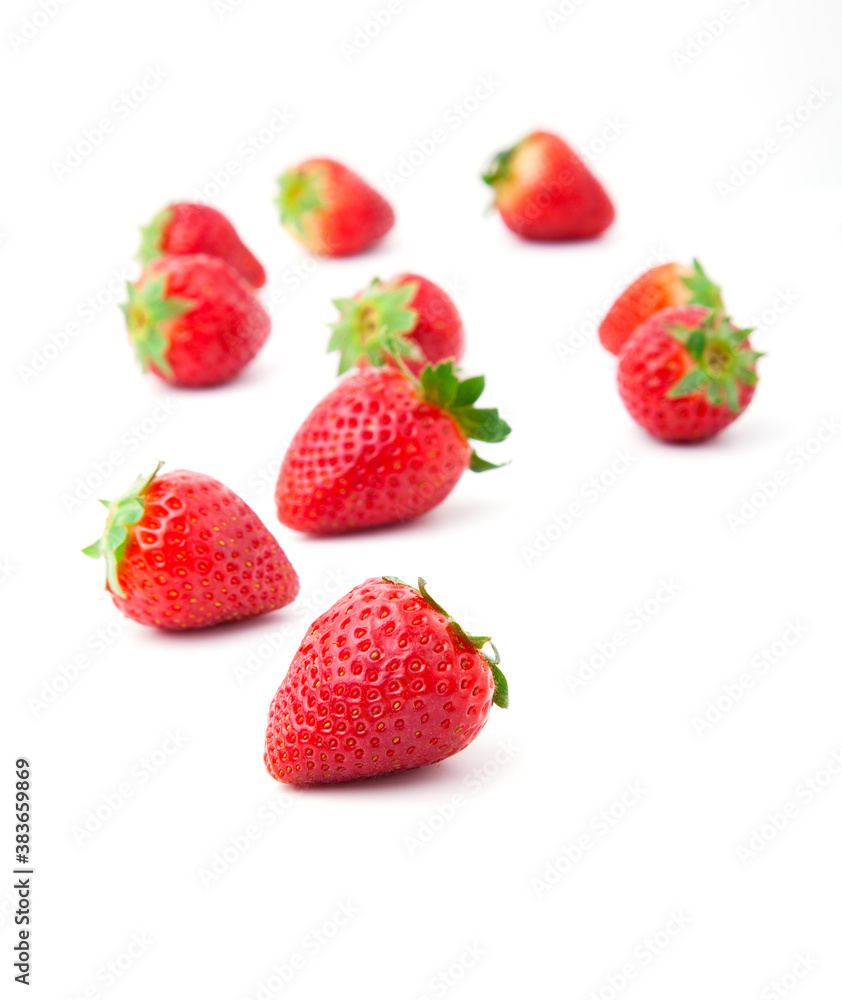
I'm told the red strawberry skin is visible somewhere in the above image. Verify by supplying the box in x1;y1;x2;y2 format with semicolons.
129;255;270;387
275;366;471;534
264;578;496;784
485;131;614;240
618;306;756;442
394;273;464;375
599;263;692;355
107;471;299;630
278;158;394;256
144;203;266;288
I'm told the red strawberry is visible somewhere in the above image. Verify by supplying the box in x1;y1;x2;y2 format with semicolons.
276;158;394;256
122;254;270;387
328;273;464;375
617;306;760;442
264;576;508;785
482;130;614;240
599;259;724;355
275;361;510;534
83;464;299;630
138;202;266;288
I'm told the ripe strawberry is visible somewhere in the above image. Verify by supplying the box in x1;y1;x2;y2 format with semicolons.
599;259;724;355
83;464;299;630
277;158;394;256
138;202;266;288
275;361;510;534
121;254;270;387
264;576;508;785
328;273;464;375
482;130;614;240
617;306;760;442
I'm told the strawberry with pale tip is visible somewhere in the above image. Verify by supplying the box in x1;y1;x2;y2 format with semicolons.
483;130;615;241
277;158;394;256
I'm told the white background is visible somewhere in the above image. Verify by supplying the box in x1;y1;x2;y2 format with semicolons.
3;0;841;997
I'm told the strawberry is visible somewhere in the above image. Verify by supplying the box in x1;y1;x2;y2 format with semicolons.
276;158;394;256
138;202;266;288
328;273;464;375
599;259;724;355
122;254;270;387
617;306;761;442
264;576;508;784
83;464;299;630
275;361;510;534
482;130;614;240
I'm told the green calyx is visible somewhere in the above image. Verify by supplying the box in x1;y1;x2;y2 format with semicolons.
137;206;173;266
410;359;511;471
120;275;193;377
482;136;535;214
382;576;509;709
276;167;324;236
681;258;725;312
328;279;420;375
666;313;762;412
82;462;162;597
481;140;520;192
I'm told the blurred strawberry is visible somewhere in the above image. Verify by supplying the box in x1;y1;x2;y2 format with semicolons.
277;158;394;256
122;254;270;387
328;273;464;375
600;259;724;355
138;202;265;288
483;130;614;240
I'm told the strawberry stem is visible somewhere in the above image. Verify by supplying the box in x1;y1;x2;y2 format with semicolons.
277;167;324;237
328;279;420;374
121;276;192;377
682;259;725;313
379;352;512;471
667;313;761;413
137;206;173;266
83;462;163;597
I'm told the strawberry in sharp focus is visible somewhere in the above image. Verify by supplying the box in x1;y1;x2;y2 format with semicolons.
482;130;615;241
276;158;395;256
617;305;761;442
599;259;724;355
122;254;270;387
264;576;508;785
138;202;266;288
83;464;299;630
275;361;511;534
328;273;465;375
